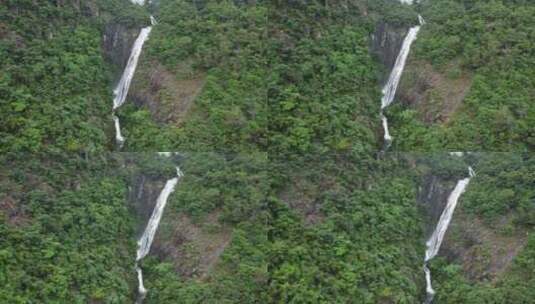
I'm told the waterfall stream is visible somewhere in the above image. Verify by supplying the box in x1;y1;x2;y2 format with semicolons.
112;2;155;147
135;167;183;303
380;15;424;149
423;166;475;303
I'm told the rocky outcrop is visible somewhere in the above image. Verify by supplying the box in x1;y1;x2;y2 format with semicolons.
397;61;472;124
129;60;206;124
151;211;232;280
102;23;141;72
128;173;166;234
128;171;231;279
417;174;456;235
370;21;408;81
442;213;527;282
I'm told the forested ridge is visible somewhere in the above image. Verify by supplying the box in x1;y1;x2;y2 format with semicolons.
1;0;534;303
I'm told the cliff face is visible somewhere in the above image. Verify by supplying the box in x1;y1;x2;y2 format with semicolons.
102;22;141;70
128;173;166;234
370;21;408;82
417;174;456;235
127;171;230;280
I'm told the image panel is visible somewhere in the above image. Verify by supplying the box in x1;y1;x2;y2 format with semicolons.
1;0;267;153
268;152;535;303
0;152;269;303
115;0;268;153
380;2;535;151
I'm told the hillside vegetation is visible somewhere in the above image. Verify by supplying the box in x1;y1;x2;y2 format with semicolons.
0;154;137;303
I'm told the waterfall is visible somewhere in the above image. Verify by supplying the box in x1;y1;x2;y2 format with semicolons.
381;113;392;142
135;167;183;303
423;166;475;303
380;15;424;147
112;14;156;147
113;115;125;147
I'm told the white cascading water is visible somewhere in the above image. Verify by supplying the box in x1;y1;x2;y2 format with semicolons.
380;15;424;148
113;115;125;145
135;167;183;303
112;12;156;147
423;166;475;303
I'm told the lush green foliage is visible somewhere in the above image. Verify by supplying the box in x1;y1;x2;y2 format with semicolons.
0;154;136;303
2;0;534;303
464;153;535;226
431;233;535;304
268;154;425;303
268;1;382;158
121;0;415;154
143;220;268;303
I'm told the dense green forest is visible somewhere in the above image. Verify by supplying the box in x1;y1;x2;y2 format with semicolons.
141;153;269;303
4;0;532;152
269;154;425;303
120;0;267;152
0;153;137;302
120;0;419;154
267;0;413;157
0;152;270;303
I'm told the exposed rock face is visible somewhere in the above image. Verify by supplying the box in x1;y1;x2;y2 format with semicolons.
129;174;166;235
102;23;141;72
370;21;408;82
152;211;232;280
128;173;231;279
417;174;456;236
129;61;206;124
398;61;472;124
442;214;527;282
